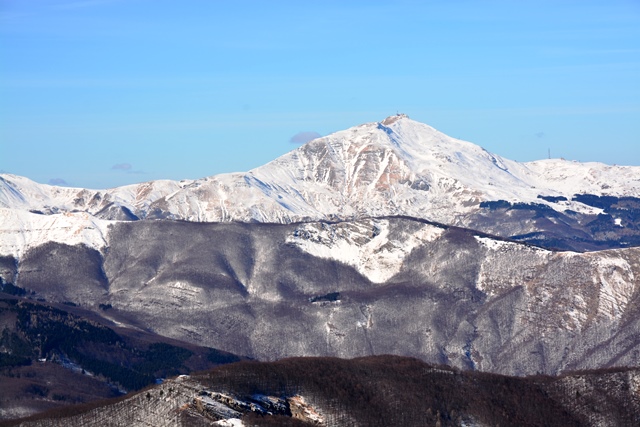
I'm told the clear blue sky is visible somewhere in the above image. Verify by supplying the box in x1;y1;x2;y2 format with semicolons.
1;0;639;189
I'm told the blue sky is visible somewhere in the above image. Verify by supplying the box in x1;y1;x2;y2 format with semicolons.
1;0;639;189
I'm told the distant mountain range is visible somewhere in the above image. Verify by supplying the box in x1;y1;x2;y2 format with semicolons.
2;115;640;425
2;114;640;254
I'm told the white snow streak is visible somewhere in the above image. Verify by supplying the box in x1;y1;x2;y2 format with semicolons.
287;219;444;283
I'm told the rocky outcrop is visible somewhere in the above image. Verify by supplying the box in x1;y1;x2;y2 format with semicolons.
13;374;326;427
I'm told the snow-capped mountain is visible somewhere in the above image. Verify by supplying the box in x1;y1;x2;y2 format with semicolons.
3;115;640;394
4;115;640;425
4;114;640;221
2;114;640;256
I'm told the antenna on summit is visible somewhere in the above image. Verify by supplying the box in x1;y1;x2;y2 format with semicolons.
548;148;551;159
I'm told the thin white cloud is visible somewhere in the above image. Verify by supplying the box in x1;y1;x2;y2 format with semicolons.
290;131;322;144
111;163;146;175
52;0;123;10
48;178;68;186
541;47;640;56
111;163;132;171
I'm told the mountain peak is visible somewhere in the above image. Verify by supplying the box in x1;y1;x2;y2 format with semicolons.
2;115;640;253
380;113;410;126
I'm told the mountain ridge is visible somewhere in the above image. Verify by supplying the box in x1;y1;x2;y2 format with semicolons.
3;216;640;376
2;116;640;423
2;115;640;256
6;356;640;427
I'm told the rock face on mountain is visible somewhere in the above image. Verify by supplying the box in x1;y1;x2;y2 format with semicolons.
2;115;640;253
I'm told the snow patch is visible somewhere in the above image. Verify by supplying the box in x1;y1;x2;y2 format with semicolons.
564;294;589;331
0;208;111;258
592;255;635;321
213;419;245;427
474;236;513;251
287;219;444;283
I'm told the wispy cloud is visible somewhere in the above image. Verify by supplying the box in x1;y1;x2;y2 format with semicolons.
52;0;122;10
541;47;640;56
0;0;121;23
535;132;545;138
111;163;132;171
48;178;68;186
0;76;224;90
290;131;322;144
111;163;145;175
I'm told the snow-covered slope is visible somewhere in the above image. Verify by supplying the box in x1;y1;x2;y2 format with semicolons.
0;174;187;217
2;114;640;256
0;209;111;258
126;114;640;223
